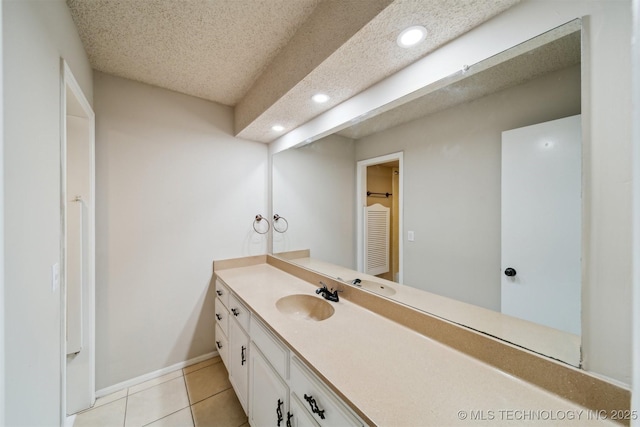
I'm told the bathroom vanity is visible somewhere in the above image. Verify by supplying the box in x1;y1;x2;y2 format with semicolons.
214;268;364;426
214;256;628;426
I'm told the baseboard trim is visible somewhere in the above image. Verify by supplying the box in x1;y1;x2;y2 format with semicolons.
95;351;219;398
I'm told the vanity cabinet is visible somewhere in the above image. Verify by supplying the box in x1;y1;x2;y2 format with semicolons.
229;316;249;413
215;280;250;414
289;356;362;427
247;317;364;427
216;278;365;426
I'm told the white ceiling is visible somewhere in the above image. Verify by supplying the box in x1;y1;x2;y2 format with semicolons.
67;0;520;143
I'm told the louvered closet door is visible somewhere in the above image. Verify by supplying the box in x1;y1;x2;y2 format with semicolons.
364;203;390;276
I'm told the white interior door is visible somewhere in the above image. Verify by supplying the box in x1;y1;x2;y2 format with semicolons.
501;115;581;335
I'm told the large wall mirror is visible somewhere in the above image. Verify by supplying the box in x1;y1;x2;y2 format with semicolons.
272;20;583;366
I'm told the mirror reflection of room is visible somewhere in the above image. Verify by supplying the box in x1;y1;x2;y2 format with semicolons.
272;20;582;366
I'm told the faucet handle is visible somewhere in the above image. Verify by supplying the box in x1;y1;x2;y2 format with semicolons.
316;281;328;295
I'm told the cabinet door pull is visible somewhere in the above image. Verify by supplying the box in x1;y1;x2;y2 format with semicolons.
276;399;283;426
241;345;246;365
216;290;223;296
231;308;240;316
215;341;222;349
286;412;293;427
215;313;222;320
304;394;325;419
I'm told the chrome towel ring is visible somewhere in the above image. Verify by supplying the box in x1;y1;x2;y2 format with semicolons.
273;214;289;233
253;214;270;234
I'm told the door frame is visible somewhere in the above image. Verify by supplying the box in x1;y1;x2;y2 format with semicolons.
356;152;403;283
60;59;96;423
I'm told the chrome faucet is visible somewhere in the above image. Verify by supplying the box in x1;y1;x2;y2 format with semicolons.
316;281;342;302
337;277;362;287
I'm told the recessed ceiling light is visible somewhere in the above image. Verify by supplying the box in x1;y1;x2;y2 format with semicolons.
312;93;330;103
272;125;284;132
397;26;427;48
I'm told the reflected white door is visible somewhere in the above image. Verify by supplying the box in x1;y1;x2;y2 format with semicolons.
501;115;581;335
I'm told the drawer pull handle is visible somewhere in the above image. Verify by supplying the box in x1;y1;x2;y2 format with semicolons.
241;345;246;365
304;394;325;419
286;412;293;427
215;341;222;349
276;399;283;426
216;290;223;296
231;308;240;316
215;313;222;321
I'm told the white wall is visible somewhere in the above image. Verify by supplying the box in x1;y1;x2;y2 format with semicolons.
355;66;580;311
2;0;93;424
272;134;356;268
94;72;268;389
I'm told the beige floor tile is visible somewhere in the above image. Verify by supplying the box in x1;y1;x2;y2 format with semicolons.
73;398;126;427
128;370;183;395
191;389;247;427
183;356;221;375
184;362;231;404
145;408;194;427
92;389;127;408
125;377;190;427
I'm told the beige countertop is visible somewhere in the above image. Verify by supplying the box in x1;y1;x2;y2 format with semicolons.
286;256;580;366
216;263;616;426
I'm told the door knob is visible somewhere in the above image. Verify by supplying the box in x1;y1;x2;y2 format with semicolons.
504;268;517;277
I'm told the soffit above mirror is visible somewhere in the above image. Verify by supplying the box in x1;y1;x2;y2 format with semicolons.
338;23;580;139
66;0;519;143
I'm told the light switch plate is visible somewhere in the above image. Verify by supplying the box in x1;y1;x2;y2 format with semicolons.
408;231;415;241
52;263;60;292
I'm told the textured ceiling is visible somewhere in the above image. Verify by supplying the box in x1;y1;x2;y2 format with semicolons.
67;0;521;143
67;0;320;105
338;22;581;139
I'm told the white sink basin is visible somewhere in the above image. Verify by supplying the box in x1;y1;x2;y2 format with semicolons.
276;294;335;321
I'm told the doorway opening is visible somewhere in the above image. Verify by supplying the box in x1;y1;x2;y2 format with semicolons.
61;60;96;421
356;152;403;283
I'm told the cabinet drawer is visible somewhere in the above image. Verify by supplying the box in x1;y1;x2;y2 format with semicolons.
290;393;321;427
215;279;230;308
228;293;250;332
250;317;289;379
290;357;363;427
214;323;228;367
214;298;229;335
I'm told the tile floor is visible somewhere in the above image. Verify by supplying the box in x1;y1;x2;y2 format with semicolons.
72;357;248;427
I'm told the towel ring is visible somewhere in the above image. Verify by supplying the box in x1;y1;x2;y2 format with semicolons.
253;214;270;234
273;214;289;233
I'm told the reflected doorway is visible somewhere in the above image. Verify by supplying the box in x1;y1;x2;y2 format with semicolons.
62;60;96;419
356;152;403;284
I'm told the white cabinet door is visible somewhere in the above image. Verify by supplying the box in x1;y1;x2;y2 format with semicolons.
229;317;249;414
501;115;581;335
249;345;289;427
